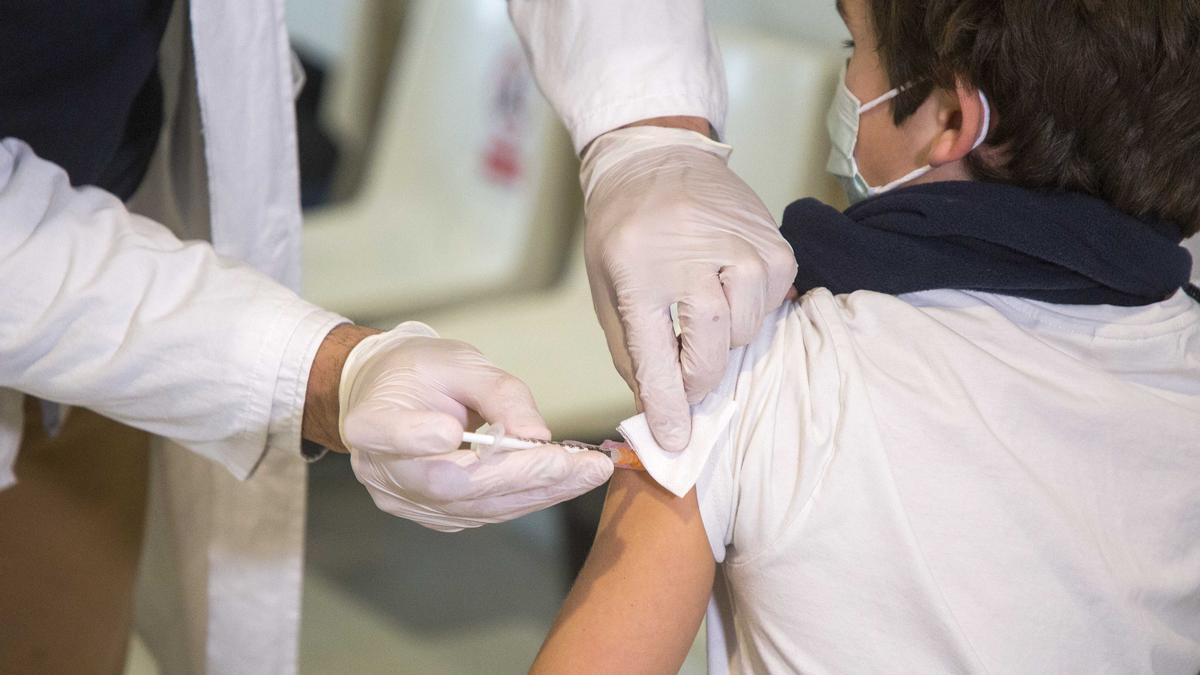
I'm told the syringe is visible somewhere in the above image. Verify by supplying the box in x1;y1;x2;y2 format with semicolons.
461;431;644;471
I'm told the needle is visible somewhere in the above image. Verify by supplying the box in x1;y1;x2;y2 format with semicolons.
460;432;603;452
460;432;643;471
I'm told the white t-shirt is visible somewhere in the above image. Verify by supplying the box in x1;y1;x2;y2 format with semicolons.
696;287;1200;674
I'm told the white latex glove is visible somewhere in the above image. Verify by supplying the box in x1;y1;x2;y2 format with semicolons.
340;322;614;532
581;127;798;451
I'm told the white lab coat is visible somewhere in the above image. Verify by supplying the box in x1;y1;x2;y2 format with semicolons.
0;0;723;672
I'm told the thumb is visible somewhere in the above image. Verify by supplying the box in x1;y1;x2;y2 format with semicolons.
498;451;615;518
459;449;615;522
551;450;615;496
484;446;614;498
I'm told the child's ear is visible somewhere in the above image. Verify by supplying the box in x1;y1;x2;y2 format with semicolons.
928;78;990;167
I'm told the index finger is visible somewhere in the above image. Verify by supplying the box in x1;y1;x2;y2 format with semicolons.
424;344;551;442
622;306;692;452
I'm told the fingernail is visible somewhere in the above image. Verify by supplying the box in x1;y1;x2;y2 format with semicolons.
498;415;549;441
518;424;552;442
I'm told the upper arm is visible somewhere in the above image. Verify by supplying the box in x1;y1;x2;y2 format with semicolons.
531;470;716;674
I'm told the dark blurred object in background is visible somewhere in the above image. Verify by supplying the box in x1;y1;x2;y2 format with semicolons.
293;46;340;209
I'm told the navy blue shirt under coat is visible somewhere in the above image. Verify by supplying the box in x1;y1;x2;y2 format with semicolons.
0;0;175;199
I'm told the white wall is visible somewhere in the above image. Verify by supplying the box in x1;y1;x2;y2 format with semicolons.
707;0;850;49
284;0;850;63
285;0;363;60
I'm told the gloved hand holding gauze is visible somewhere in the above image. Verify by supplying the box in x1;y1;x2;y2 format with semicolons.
580;126;797;453
618;396;736;498
338;322;614;532
616;348;742;498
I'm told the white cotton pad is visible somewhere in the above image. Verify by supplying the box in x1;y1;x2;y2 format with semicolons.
617;395;737;498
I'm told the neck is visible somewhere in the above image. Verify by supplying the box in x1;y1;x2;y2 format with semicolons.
909;161;973;187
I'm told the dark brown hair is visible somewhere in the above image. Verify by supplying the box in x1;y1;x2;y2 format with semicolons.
869;0;1200;236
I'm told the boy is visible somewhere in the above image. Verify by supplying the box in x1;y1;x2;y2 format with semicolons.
532;0;1200;672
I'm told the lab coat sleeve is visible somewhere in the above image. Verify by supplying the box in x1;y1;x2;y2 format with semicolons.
508;0;728;153
0;139;345;480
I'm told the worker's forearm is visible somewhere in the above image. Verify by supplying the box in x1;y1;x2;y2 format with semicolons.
302;323;381;453
620;115;714;138
579;115;717;157
0;138;342;478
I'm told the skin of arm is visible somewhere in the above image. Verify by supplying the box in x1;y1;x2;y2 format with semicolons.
302;323;381;452
622;115;713;137
581;115;715;156
531;470;716;674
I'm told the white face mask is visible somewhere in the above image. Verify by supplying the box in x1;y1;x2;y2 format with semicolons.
826;62;991;204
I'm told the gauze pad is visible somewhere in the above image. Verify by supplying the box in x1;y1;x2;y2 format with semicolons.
618;394;737;498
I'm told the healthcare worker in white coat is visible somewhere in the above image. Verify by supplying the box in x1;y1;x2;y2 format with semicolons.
0;0;795;672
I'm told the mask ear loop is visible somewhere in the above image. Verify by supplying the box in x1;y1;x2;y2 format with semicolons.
868;89;993;197
858;85;903;114
858;76;923;114
861;82;988;144
971;90;992;150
